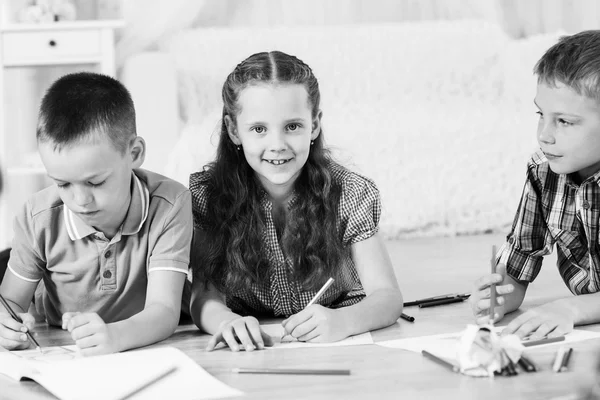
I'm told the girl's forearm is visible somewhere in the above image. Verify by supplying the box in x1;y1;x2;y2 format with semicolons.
193;296;241;334
338;288;403;337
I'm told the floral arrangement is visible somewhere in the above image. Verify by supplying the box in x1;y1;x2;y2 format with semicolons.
17;0;77;23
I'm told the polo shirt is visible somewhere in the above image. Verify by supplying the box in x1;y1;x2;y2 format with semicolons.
8;169;192;326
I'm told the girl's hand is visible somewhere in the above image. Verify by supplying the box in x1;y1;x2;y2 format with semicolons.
501;301;574;340
206;316;273;352
0;311;35;350
282;305;349;343
470;263;515;325
63;312;120;356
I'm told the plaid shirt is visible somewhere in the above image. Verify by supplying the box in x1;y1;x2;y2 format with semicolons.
189;163;381;317
500;150;600;295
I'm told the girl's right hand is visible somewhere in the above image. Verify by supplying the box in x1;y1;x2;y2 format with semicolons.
206;316;273;352
0;311;35;350
469;263;515;325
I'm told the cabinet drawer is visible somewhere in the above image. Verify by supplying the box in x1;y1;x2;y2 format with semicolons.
2;30;101;65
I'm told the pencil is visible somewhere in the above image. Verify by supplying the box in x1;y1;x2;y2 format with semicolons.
232;367;351;376
418;297;464;308
517;354;538;372
522;335;565;348
490;245;498;325
0;293;42;353
404;293;470;307
281;278;335;340
307;277;335;307
116;365;177;400
421;350;460;373
552;347;573;373
400;313;415;322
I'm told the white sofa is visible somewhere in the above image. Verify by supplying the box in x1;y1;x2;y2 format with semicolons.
120;20;562;238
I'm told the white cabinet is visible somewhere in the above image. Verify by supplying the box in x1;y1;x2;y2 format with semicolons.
0;20;123;249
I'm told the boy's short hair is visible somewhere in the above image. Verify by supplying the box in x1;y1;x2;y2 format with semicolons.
37;72;136;154
534;30;600;101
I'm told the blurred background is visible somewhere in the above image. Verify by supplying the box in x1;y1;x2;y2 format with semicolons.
1;0;600;249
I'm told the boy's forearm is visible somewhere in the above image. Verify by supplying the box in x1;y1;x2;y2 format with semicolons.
110;303;180;352
554;292;600;326
338;288;403;337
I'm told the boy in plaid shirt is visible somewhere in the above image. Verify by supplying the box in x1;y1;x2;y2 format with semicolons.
471;30;600;339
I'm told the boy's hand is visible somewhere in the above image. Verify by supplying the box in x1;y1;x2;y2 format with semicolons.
63;312;120;356
206;316;273;352
282;305;348;343
470;263;515;325
0;311;35;350
501;301;574;339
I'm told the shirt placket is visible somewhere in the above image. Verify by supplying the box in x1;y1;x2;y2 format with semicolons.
585;184;600;292
95;232;119;291
263;199;293;316
572;185;593;293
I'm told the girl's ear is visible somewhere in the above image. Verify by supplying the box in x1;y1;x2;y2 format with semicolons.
224;115;242;145
130;136;146;168
311;110;323;141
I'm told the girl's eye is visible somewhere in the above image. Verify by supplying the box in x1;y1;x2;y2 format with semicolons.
252;126;266;134
57;183;69;189
287;123;299;131
89;181;105;187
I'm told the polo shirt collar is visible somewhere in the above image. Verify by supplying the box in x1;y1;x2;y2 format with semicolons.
64;172;150;241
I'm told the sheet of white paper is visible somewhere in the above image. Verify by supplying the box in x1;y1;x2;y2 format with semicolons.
0;346;242;400
260;323;373;349
376;327;600;358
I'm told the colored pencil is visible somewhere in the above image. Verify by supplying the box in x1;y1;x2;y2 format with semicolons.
490;245;498;325
418;297;464;308
232;367;350;376
400;313;415;322
404;293;470;307
522;335;565;347
422;350;460;373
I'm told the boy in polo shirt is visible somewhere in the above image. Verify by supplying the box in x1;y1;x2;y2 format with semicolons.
470;30;600;340
0;72;192;356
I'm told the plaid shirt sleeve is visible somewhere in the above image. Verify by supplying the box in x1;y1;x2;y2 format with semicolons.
500;158;555;282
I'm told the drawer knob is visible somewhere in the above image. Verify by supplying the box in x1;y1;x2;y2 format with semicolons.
48;40;57;47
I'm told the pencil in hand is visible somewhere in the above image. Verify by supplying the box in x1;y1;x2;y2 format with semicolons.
489;245;498;325
0;293;43;353
281;278;335;341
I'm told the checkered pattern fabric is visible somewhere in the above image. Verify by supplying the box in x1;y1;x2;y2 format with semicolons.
189;162;380;317
499;150;600;295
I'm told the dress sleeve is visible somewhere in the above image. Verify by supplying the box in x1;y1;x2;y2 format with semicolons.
341;174;382;246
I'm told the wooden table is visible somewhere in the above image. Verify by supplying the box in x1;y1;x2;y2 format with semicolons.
2;234;599;400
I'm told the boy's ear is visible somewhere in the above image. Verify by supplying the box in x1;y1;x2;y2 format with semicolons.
129;136;146;168
224;115;242;146
311;110;323;141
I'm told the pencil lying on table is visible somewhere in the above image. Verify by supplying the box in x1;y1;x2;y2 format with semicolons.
404;293;471;307
0;293;42;353
232;367;351;376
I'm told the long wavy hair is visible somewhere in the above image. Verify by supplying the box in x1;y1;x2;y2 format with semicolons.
194;51;345;293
